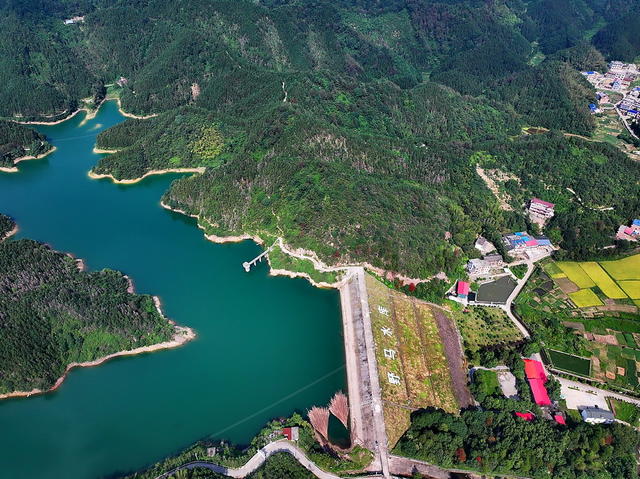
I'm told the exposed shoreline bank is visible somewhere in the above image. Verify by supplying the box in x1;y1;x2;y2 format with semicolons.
1;225;19;241
88;167;206;184
114;97;159;120
0;146;57;173
93;146;120;154
0;313;196;401
10;96;156;126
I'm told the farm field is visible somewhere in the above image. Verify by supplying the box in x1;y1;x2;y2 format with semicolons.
545;255;640;310
619;281;640;299
569;289;603;308
365;274;464;447
580;262;626;299
547;349;591;376
557;262;595;288
602;255;640;281
515;262;640;391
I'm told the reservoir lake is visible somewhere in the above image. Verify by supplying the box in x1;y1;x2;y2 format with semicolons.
0;100;345;479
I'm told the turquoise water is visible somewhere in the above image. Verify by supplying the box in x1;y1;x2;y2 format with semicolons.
0;101;345;479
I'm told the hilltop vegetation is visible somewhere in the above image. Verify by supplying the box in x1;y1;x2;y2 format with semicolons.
0;120;52;168
0;221;175;394
3;0;640;277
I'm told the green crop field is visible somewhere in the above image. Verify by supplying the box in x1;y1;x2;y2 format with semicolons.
619;281;640;299
580;262;627;299
547;349;591;376
569;289;603;307
557;262;595;288
601;254;640;281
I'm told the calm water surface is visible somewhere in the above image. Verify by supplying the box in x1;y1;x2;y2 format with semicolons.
0;100;345;479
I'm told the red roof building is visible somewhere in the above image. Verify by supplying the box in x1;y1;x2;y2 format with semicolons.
524;359;552;406
529;379;551;406
524;359;547;381
531;198;555;209
457;281;470;298
554;414;566;425
281;426;299;441
515;412;535;421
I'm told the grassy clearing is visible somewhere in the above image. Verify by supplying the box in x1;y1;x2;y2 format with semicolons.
383;404;411;449
610;398;640;426
619;281;640;299
557;262;595;288
366;274;458;445
569;289;603;308
547;349;591;376
580;262;627;299
268;245;339;285
601;254;640;281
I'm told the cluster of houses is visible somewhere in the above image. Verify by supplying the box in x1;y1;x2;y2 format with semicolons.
619;87;640;118
467;236;506;277
502;231;553;260
583;62;639;93
489;358;614;426
616;219;640;242
583;62;640;130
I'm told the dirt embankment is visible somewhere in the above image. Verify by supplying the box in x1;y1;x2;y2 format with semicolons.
432;308;474;408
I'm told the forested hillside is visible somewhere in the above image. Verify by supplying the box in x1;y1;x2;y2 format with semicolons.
0;223;175;394
3;0;639;277
395;407;638;478
0;120;52;168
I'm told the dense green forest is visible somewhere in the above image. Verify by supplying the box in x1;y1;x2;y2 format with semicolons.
395;407;639;478
3;0;640;276
0;120;52;168
0;227;174;394
0;213;15;238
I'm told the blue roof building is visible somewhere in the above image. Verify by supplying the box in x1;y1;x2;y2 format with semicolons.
633;219;640;227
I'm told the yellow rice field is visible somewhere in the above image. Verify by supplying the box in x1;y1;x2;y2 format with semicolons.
580;262;627;299
557;262;595;288
569;289;604;308
619;281;640;299
601;255;640;281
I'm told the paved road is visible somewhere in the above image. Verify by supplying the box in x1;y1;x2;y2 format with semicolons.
156;440;344;479
501;260;533;339
355;267;391;478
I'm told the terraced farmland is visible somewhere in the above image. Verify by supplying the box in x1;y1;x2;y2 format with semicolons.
602;255;640;281
547;254;640;310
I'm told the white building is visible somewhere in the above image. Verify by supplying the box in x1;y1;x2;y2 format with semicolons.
581;407;614;424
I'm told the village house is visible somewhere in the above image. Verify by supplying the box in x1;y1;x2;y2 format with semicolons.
503;232;553;260
581;407;615;424
63;16;85;25
474;236;496;255
467;253;505;276
528;198;555;224
616;219;640;242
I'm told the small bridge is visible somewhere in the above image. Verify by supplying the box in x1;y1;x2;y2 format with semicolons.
243;245;275;272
